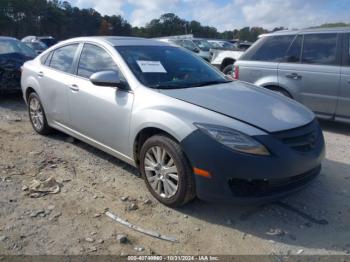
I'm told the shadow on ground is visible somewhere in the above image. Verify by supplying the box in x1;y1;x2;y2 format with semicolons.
2;92;350;253
178;158;350;252
0;92;26;112
319;119;350;135
51;128;350;253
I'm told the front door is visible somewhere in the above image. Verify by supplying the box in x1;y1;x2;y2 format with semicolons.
68;43;134;156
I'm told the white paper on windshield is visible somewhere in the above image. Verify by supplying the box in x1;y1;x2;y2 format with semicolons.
136;60;167;73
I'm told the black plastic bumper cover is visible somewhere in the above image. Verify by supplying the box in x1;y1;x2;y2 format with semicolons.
180;122;325;203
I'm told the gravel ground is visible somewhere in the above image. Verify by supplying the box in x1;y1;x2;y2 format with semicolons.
0;93;350;256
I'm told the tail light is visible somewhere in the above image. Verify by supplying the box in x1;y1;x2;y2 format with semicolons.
233;65;239;80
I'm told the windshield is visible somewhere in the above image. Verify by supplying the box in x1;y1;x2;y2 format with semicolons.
193;40;211;51
25;41;47;50
0;39;36;57
39;38;57;47
116;46;229;89
221;41;235;48
208;41;221;48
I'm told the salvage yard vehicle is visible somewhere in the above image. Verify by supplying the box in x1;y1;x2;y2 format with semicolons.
234;27;350;123
0;36;36;93
21;36;325;207
22;39;47;55
210;47;244;75
157;36;211;61
22;36;58;48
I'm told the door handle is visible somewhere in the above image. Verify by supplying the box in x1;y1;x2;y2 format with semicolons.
37;71;44;78
347;79;350;84
286;73;302;80
70;84;79;92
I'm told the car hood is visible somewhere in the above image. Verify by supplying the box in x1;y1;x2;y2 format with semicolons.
158;81;315;133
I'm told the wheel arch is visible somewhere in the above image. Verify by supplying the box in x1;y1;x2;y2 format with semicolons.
221;58;236;71
25;87;36;101
22;75;41;104
133;126;181;168
261;84;294;99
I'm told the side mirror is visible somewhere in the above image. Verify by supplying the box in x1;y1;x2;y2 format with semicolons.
90;70;129;90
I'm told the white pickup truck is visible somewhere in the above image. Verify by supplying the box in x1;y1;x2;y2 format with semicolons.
210;48;244;75
208;40;245;75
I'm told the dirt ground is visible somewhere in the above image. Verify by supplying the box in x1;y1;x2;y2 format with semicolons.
1;93;350;256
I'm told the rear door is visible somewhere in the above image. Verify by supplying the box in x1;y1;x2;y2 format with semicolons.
37;43;80;125
279;33;341;118
336;33;350;120
68;43;134;155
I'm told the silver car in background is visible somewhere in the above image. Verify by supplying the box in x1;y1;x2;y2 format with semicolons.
21;37;325;207
234;27;350;123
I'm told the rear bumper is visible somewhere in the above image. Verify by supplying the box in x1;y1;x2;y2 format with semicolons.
180;120;325;203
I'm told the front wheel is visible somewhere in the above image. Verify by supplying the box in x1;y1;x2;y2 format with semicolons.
139;135;195;207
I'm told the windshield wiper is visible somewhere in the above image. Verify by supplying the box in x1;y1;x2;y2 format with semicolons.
149;80;231;89
188;80;231;87
149;83;191;89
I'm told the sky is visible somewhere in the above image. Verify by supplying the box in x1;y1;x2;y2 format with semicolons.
67;0;350;31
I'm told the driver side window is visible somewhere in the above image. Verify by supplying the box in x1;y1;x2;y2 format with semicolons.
77;43;119;78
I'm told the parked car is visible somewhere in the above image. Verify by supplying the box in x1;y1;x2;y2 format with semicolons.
22;35;57;50
37;36;57;47
21;36;325;207
210;48;244;75
208;40;235;49
157;36;211;61
0;37;36;93
234;27;350;123
22;39;47;55
234;41;253;51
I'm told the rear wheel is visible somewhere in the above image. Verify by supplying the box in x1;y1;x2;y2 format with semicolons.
28;92;52;135
139;135;195;207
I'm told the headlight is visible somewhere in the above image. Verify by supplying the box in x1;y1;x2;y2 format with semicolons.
194;123;270;156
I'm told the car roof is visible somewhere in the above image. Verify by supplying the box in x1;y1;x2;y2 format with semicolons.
63;36;170;47
261;27;350;37
0;36;18;41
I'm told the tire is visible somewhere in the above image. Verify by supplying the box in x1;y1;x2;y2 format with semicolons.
28;92;52;135
223;64;234;75
139;135;196;207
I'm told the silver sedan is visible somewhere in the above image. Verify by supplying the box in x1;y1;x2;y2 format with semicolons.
21;37;325;207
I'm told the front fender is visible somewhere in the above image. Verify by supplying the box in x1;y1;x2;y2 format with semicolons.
130;108;194;146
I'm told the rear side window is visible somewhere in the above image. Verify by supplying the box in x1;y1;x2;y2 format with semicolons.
77;44;118;78
50;44;78;73
241;35;295;62
285;35;302;63
301;33;337;65
40;52;50;64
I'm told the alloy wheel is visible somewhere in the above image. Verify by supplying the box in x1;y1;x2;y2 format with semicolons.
29;97;44;131
144;146;179;198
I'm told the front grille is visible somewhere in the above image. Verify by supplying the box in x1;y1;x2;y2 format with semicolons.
272;120;320;152
228;166;320;197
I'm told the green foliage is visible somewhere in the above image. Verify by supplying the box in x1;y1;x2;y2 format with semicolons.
315;22;350;28
1;0;347;42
